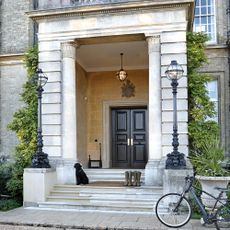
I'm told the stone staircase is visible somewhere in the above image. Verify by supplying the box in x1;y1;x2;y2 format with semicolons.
37;169;163;213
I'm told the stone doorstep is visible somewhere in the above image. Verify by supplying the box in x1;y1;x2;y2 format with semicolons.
38;182;163;213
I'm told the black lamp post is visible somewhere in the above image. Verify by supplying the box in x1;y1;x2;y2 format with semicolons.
165;60;186;169
31;68;51;168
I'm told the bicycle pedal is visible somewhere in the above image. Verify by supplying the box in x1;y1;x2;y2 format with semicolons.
200;217;205;226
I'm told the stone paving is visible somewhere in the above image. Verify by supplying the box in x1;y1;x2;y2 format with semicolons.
1;207;228;230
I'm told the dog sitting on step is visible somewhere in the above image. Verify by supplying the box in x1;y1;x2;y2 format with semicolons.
74;163;89;185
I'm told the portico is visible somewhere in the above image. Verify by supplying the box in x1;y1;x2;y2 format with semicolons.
25;0;193;192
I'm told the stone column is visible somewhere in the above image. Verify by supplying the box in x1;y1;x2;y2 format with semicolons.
58;41;78;184
145;35;163;186
62;41;78;161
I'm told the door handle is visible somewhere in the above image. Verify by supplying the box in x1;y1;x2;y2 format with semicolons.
127;138;130;146
130;138;133;146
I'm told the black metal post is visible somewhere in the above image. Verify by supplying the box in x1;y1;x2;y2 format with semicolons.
165;79;186;169
32;73;51;168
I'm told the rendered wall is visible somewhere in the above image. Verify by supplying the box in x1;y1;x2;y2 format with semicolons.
86;69;148;160
76;64;88;166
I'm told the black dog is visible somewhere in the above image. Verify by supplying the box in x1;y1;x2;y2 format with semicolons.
74;163;89;185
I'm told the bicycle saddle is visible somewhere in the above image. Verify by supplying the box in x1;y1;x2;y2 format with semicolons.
214;187;229;192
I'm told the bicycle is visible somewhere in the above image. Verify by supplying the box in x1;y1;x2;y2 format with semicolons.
155;175;230;229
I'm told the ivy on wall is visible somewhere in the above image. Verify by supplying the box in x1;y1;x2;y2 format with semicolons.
187;32;219;152
7;46;38;201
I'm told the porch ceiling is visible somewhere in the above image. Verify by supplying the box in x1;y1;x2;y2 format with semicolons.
76;40;149;72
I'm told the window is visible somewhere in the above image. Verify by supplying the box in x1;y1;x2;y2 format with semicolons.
207;79;218;122
194;0;216;43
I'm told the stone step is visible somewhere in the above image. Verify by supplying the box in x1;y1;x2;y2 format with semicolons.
84;169;145;182
47;195;160;202
40;183;163;213
38;201;156;212
53;182;157;190
49;190;160;198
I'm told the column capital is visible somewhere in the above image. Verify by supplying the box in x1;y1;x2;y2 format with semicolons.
146;35;160;54
61;41;79;59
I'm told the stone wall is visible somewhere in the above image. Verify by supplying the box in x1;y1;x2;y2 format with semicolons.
216;0;228;44
0;0;32;54
199;0;230;155
0;58;27;156
200;47;229;153
0;0;32;157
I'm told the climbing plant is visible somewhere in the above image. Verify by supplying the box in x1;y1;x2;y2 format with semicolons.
187;32;219;151
7;46;38;201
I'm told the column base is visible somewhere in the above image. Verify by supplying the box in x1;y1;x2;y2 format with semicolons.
144;159;165;186
56;159;78;184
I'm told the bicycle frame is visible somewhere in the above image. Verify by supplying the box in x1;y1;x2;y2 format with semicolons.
184;180;228;224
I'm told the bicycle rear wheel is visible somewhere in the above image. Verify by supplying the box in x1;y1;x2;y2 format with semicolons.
215;204;230;229
155;193;192;228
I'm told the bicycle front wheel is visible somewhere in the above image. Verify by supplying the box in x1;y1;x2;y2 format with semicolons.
155;193;192;228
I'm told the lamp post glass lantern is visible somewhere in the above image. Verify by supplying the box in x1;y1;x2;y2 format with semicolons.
165;60;186;169
31;68;51;168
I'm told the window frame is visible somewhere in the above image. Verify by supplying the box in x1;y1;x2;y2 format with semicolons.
194;0;217;44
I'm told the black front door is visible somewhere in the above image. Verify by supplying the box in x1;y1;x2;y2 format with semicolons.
111;108;148;168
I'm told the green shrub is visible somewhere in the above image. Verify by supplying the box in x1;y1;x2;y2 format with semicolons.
190;136;229;176
0;162;13;195
0;199;21;211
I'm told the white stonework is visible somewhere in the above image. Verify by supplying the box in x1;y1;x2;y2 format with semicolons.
26;1;192;188
145;35;162;186
61;42;78;161
23;168;57;206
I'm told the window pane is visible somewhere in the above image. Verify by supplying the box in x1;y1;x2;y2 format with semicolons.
207;80;218;122
194;25;201;32
195;17;200;24
207;81;218;98
201;0;206;6
201;6;207;15
201;16;207;24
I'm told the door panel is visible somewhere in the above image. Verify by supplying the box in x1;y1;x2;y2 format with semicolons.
112;110;130;168
131;109;147;168
112;108;147;168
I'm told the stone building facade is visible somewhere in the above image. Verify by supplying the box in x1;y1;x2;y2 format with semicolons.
0;0;230;197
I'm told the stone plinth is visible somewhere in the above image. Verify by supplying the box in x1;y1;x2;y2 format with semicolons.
163;168;193;195
23;168;57;207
